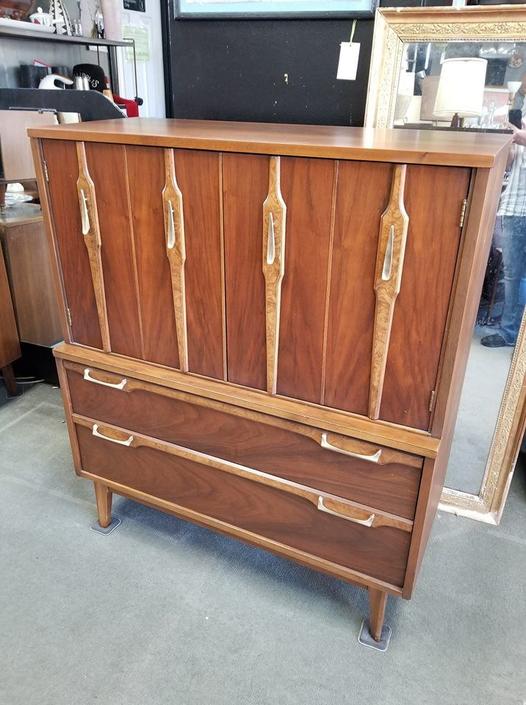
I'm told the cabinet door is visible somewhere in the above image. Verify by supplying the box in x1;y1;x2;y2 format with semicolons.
223;154;339;402
84;143;143;360
324;161;394;416
324;162;470;430
42;139;102;349
222;154;470;432
379;165;471;429
223;153;268;390
276;157;336;403
174;149;224;380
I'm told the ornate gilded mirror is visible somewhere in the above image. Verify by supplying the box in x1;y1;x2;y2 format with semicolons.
365;5;526;523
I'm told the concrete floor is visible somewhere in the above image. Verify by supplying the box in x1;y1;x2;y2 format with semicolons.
1;383;526;705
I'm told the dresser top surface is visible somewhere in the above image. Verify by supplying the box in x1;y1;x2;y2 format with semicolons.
28;118;511;167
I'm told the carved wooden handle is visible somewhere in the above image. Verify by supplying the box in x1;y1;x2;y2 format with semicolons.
167;201;176;250
266;212;275;264
317;497;375;526
262;156;287;395
79;188;90;235
369;164;409;420
83;368;127;390
92;424;134;446
381;225;395;281
319;433;382;463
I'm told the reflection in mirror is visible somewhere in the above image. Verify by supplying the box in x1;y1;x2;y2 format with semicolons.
447;157;526;493
392;40;526;494
394;41;525;130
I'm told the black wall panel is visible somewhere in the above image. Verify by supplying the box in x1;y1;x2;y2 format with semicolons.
163;0;452;126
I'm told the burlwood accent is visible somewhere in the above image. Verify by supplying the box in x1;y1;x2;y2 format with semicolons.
162;149;188;372
262;156;287;394
74;413;413;533
369;164;409;420
76;142;111;352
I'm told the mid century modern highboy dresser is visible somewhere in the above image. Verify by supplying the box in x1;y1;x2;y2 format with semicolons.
29;120;509;643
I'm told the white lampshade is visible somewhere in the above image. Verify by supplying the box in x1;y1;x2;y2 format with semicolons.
433;58;488;119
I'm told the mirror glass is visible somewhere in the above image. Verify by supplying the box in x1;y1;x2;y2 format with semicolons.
394;41;524;494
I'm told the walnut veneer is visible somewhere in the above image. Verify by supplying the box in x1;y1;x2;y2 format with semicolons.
29;119;510;643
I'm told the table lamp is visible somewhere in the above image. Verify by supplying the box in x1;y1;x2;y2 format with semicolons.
433;57;488;128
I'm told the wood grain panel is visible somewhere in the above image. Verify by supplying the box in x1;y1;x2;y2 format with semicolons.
29;118;511;169
85;142;143;359
174;149;224;379
324;161;393;416
277;157;335;403
42;139;102;348
223;153;268;390
380;165;471;429
76;424;411;586
126;145;180;368
66;362;423;519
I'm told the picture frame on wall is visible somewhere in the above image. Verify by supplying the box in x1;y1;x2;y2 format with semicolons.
174;0;377;20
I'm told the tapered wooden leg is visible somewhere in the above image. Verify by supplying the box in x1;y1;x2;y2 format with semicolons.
1;364;18;397
94;481;113;528
368;588;388;642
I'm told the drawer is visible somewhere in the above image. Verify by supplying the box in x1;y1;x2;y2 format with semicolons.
64;362;423;520
74;419;412;587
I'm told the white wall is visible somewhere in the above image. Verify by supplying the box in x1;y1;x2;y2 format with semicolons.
117;0;166;117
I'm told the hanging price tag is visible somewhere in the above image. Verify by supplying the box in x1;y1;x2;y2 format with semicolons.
337;43;361;81
336;20;360;81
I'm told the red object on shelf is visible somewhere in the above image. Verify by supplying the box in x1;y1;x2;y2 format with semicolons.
112;94;139;118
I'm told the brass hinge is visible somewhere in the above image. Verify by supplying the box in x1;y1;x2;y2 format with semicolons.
459;198;468;229
42;159;49;182
428;389;437;414
66;307;73;328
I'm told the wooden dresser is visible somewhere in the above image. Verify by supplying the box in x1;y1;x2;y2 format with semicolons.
29;119;509;643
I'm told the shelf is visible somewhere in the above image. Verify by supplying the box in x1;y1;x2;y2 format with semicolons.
0;23;133;48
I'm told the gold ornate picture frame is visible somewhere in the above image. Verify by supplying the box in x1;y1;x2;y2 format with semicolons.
365;5;526;523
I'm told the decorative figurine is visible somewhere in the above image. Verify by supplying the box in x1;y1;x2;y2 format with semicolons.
49;0;73;35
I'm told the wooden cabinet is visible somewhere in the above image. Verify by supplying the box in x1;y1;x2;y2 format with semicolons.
30;119;509;644
0;205;62;347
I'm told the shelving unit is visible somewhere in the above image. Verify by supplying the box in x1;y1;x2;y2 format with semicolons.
0;23;136;96
0;22;133;47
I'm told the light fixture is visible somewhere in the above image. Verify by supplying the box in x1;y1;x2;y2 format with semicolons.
433;57;488;128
